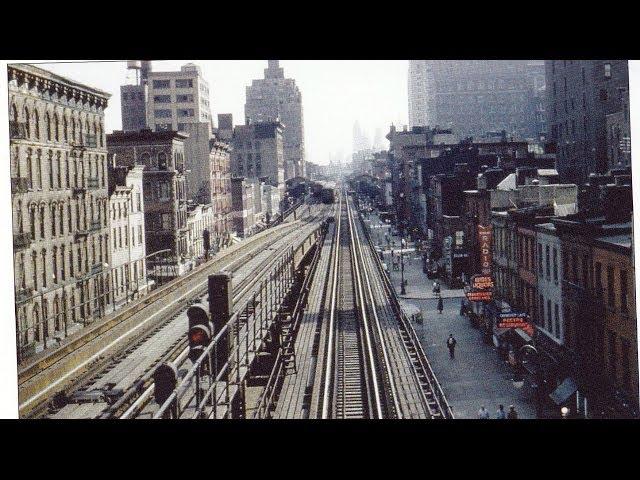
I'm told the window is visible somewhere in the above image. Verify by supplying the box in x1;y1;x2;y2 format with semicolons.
539;295;545;326
177;109;194;118
538;243;543;274
154;95;171;103
155;123;172;131
153;79;171;89
545;245;550;277
620;270;628;311
554;304;560;337
604;63;612;79
175;79;193;88
155;109;172;118
176;94;194;103
158;153;167;170
553;248;558;282
607;265;615;308
608;331;617;378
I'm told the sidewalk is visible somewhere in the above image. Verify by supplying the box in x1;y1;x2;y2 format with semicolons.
363;211;538;419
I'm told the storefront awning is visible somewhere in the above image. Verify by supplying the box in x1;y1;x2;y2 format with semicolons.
549;377;578;405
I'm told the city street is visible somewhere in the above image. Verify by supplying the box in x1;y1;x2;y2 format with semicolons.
364;212;538;419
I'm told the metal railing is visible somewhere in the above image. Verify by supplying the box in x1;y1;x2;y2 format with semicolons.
253;223;328;418
154;247;295;419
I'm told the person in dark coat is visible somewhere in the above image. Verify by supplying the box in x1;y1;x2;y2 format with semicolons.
437;296;444;314
446;334;457;358
507;405;518;419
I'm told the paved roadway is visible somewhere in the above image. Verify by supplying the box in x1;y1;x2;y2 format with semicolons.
362;210;537;419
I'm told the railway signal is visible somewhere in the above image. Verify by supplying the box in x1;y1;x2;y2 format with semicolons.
153;362;178;407
187;303;214;363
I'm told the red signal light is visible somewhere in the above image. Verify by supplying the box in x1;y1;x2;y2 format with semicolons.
189;326;208;345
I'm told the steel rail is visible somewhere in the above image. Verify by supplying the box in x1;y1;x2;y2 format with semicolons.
20;220;309;417
320;194;342;419
346;196;400;418
100;208;329;419
344;195;386;418
355;207;454;419
111;224;316;419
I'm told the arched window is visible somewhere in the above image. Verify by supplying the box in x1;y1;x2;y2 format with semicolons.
16;200;23;233
39;205;45;239
41;249;47;288
65;155;70;188
48;151;54;189
33;110;40;140
63;117;68;142
59;204;64;235
158;152;167;170
51;204;56;237
17;252;25;289
29;206;36;240
57;154;62;188
42;299;49;339
33;304;40;342
36;151;42;189
54;295;60;331
67;202;72;231
71;117;76;142
26;149;33;188
45;112;52;141
52;246;58;283
23;106;31;137
10;103;18;122
31;251;38;290
61;291;68;327
61;244;66;281
53;113;59;142
140;152;150;167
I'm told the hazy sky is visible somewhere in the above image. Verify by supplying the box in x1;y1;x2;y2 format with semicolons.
29;60;408;165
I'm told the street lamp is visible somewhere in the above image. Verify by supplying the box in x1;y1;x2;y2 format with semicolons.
561;406;570;419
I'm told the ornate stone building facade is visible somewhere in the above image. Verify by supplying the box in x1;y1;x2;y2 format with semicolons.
108;165;148;309
209;138;232;239
107;130;190;278
9;64;111;360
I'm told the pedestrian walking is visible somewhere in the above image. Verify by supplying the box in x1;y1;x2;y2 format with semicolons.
437;297;444;314
446;334;457;359
478;406;490;419
460;299;466;316
507;405;518;419
496;404;506;419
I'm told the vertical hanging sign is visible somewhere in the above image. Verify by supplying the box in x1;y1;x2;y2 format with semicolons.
478;225;492;276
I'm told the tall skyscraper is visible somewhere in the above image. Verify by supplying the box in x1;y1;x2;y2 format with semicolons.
407;60;544;140
245;61;305;179
545;60;629;183
145;63;214;203
352;120;370;153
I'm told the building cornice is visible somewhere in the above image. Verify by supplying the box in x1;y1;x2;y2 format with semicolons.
8;64;110;109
